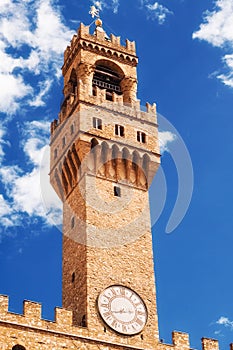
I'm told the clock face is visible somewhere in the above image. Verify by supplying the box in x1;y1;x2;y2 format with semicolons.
97;285;147;335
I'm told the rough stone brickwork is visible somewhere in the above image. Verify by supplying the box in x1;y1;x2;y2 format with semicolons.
0;296;228;350
50;19;161;348
0;21;231;350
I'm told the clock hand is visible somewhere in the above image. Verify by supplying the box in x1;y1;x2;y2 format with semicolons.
111;308;134;314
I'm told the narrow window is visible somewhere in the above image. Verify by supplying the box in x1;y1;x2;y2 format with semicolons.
81;314;87;327
93;86;97;96
72;272;75;283
70;124;74;135
137;131;146;143
54;148;58;159
106;91;113;101
115;124;124;137
114;186;121;197
62;136;66;147
93;117;102;130
71;216;75;229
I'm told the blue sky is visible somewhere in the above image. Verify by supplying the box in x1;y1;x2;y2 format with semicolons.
0;0;233;348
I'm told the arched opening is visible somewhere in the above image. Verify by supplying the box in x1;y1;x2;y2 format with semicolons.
112;144;120;168
92;60;123;101
142;154;150;188
12;345;26;350
69;68;78;95
132;151;140;171
91;138;99;149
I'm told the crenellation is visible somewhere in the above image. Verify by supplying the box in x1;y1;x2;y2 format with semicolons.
78;22;90;37
77;23;137;54
23;300;42;321
63;22;137;75
125;39;136;52
202;337;219;350
55;307;73;326
96;29;106;41
110;34;121;46
0;295;8;314
172;331;190;349
146;102;156;115
71;34;77;47
51;97;158;138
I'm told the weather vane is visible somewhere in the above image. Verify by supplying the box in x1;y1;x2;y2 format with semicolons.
89;5;100;19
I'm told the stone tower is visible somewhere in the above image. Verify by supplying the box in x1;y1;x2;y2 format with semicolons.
50;19;161;348
0;16;230;350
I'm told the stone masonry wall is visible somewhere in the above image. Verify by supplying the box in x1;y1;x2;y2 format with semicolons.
0;295;228;350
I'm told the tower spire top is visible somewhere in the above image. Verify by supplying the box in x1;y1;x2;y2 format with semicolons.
89;4;105;34
89;5;100;19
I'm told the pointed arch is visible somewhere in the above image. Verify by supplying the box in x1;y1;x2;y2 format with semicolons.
92;59;124;100
98;141;109;176
122;147;131;182
69;68;78;94
142;153;150;188
91;138;99;149
101;141;109;164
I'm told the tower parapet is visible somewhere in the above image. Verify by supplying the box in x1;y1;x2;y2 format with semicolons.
63;23;137;75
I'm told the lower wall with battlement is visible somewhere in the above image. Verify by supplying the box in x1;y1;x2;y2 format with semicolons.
0;295;231;350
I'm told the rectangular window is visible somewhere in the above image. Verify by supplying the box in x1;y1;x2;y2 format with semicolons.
54;148;58;159
114;186;121;197
70;124;74;135
93;117;102;130
137;131;146;143
62;136;66;147
115;124;124;137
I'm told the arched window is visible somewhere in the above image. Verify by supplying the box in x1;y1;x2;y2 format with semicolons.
12;345;26;350
69;68;78;95
92;62;123;101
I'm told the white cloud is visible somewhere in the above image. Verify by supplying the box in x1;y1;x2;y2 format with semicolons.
0;120;62;229
0;194;21;228
0;126;9;162
92;1;103;11
0;73;32;114
193;0;233;88
0;194;12;217
217;54;233;87
0;0;74;115
217;316;233;329
112;0;119;14
192;0;233;47
91;0;119;14
159;131;177;154
146;2;172;24
29;79;53;107
139;1;172;24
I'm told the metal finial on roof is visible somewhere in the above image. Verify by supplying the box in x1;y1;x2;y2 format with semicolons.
89;5;100;19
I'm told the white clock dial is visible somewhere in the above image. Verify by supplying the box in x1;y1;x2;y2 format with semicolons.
97;285;147;335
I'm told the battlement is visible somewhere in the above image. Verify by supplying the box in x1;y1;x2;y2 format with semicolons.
159;331;231;350
51;93;157;136
62;22;138;74
0;295;232;350
0;295;74;331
